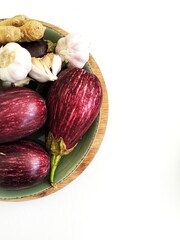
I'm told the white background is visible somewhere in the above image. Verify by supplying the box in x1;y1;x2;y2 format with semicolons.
1;0;180;239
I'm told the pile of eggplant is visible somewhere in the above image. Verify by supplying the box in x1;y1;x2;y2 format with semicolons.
0;39;103;190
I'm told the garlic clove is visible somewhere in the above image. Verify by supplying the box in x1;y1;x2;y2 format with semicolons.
55;33;90;68
29;53;62;83
30;58;55;82
51;54;62;75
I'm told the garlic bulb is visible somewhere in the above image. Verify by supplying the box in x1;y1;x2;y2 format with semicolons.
29;53;62;83
0;42;32;83
55;33;90;68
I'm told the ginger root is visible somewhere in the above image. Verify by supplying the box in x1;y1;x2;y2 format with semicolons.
0;15;46;44
20;20;45;42
0;26;23;43
0;15;29;27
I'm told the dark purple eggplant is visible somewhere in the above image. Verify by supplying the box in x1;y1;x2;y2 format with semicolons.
0;140;50;189
19;39;48;57
0;87;47;143
46;67;103;186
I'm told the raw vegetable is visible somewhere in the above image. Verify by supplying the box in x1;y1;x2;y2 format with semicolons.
0;87;47;143
55;33;90;68
29;53;62;82
46;67;103;186
0;42;32;84
0;15;28;27
0;26;23;43
0;19;45;44
0;140;50;189
20;20;45;42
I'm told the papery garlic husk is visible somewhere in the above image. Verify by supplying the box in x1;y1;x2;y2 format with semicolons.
1;77;32;88
55;33;90;69
0;42;32;83
29;53;62;83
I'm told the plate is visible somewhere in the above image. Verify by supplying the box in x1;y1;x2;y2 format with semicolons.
0;20;108;201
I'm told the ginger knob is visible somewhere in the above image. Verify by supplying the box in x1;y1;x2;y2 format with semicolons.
0;15;29;27
20;20;46;42
0;26;23;44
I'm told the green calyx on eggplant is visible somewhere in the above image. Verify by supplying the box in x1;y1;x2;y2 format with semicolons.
0;140;50;189
46;132;75;187
46;67;103;186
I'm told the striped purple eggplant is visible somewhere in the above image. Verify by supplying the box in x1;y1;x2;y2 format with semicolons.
46;67;103;186
0;140;50;189
0;87;47;143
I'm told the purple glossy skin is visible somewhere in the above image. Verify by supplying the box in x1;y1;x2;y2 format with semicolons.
0;140;50;189
19;39;48;57
47;67;103;149
0;87;47;144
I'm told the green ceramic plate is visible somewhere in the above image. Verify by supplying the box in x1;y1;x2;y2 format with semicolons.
0;20;108;201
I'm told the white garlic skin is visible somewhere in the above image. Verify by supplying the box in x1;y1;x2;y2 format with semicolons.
0;42;32;82
29;53;62;83
1;77;31;88
51;54;62;76
55;33;90;68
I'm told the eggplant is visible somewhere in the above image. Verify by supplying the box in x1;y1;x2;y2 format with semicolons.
0;87;47;143
0;140;50;189
46;67;103;186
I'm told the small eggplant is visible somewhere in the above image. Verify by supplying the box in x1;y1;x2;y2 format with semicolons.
46;67;103;186
0;87;47;143
0;140;50;189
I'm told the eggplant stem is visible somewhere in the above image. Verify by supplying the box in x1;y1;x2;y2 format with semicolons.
50;154;61;187
46;132;75;187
